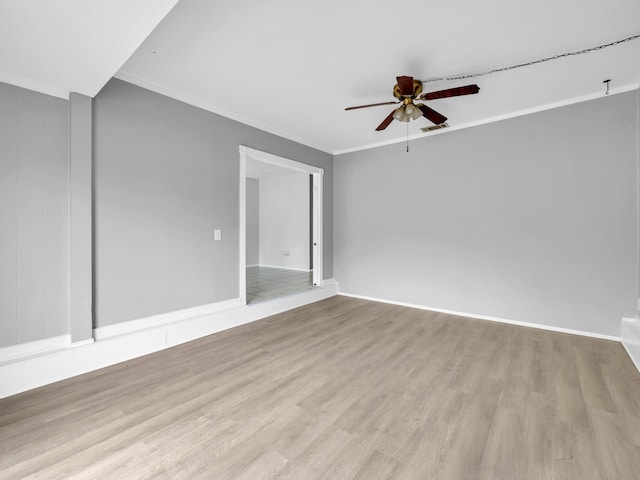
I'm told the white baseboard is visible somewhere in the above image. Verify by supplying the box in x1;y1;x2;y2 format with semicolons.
0;335;71;362
338;292;621;342
71;338;95;348
0;282;338;399
621;317;640;373
93;298;245;340
256;264;312;272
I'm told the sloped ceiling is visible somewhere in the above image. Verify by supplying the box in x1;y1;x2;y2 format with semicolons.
0;0;179;98
2;1;639;154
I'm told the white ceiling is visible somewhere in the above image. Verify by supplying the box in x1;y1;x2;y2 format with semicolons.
2;1;639;154
0;0;179;98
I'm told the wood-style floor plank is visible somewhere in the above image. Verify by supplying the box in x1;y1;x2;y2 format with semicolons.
1;296;639;479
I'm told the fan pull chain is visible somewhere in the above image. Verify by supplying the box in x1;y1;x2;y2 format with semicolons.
406;122;409;152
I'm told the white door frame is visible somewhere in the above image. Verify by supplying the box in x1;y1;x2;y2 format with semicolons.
239;145;324;305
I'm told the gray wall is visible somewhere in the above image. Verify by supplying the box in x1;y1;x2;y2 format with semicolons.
94;79;333;327
259;171;310;270
0;82;70;347
246;178;260;265
334;91;639;337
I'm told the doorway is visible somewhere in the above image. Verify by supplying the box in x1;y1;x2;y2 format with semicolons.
239;146;323;305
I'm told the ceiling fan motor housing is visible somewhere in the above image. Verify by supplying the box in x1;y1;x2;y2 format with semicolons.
393;79;423;99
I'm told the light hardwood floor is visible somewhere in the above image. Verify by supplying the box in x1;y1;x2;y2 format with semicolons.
1;296;639;479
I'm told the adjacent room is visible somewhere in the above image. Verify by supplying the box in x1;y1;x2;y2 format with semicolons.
243;152;320;304
1;0;640;478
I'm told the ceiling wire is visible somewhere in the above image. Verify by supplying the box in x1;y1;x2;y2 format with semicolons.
422;34;640;84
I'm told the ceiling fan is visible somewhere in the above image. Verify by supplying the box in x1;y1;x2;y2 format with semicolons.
345;76;480;131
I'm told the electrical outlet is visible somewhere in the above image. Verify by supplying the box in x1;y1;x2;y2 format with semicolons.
214;229;221;241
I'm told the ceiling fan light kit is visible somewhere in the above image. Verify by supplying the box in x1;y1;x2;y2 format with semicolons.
346;75;480;132
393;103;423;122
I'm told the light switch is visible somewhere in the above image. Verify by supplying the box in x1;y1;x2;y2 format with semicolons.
214;229;221;241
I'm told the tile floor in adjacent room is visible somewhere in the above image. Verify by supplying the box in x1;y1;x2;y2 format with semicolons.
246;266;314;304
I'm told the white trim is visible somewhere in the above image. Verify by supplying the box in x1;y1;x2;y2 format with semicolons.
239;145;324;302
243;147;323;175
312;172;323;288
65;97;72;350
115;73;333;154
338;292;621;342
621;317;640;374
0;335;71;362
93;298;244;340
239;152;247;305
0;285;338;399
255;264;312;272
333;83;640;155
115;74;638;156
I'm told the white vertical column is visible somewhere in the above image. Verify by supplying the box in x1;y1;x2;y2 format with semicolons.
239;146;247;305
69;93;93;343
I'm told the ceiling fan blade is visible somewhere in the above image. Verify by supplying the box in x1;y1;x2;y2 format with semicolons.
375;110;396;131
396;76;414;96
345;101;398;111
418;104;448;125
420;84;480;101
